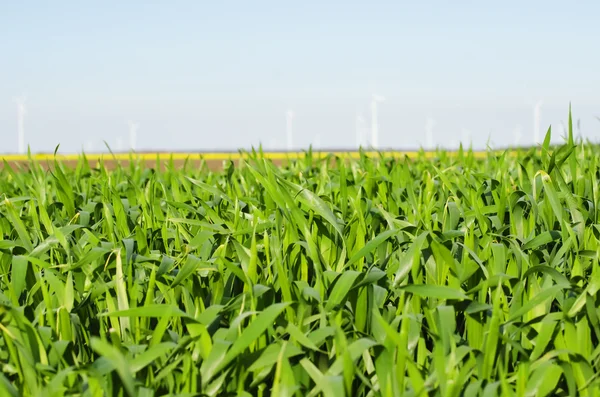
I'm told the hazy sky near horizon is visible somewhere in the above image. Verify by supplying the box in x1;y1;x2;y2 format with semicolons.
1;1;600;153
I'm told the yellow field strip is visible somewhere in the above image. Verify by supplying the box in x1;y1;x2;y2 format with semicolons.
1;149;525;163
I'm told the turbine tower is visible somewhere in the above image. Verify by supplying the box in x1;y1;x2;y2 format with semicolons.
425;117;436;150
370;94;385;149
128;121;139;151
533;100;543;145
14;96;26;154
286;110;294;151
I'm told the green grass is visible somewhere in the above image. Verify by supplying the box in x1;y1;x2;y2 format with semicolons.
2;114;600;396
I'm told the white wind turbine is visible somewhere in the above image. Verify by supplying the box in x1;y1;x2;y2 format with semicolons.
286;110;294;151
370;94;385;149
14;96;27;154
425;117;436;150
128;121;139;151
533;100;543;145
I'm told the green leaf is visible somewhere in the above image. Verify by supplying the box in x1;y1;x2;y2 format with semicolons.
400;284;469;300
11;255;28;298
203;302;290;383
346;228;399;267
507;285;566;323
326;271;362;310
522;231;561;251
90;338;136;397
99;304;191;318
130;342;177;373
247;342;303;372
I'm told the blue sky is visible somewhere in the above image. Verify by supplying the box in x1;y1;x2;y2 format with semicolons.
1;1;599;153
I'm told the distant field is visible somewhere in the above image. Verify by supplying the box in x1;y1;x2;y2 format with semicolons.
2;149;503;170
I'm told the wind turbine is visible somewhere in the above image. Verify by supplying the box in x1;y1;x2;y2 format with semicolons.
128;121;139;151
370;94;385;149
286;110;294;151
533;100;543;145
425;117;436;150
14;96;26;154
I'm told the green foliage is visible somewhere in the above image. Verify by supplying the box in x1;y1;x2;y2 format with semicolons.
1;122;600;395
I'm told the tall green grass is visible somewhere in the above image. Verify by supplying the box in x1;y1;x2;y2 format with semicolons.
1;117;600;396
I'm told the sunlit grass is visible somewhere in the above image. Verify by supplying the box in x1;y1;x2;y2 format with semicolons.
1;109;599;396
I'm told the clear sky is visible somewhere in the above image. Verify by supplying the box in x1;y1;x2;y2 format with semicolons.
1;1;599;153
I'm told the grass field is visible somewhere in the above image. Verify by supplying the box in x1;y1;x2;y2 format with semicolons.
1;149;496;172
1;121;600;396
1;149;493;161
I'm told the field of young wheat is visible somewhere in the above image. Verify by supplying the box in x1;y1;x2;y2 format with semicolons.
1;119;599;396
